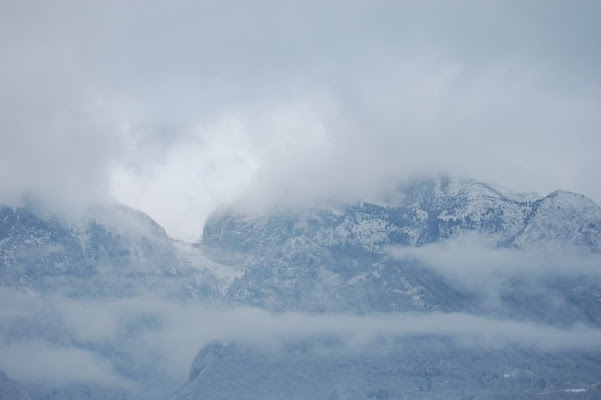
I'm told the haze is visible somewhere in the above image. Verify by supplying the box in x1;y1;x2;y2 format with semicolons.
1;0;599;238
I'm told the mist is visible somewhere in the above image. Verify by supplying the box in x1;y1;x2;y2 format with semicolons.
387;234;601;314
1;0;600;238
2;2;601;399
1;288;600;389
390;234;601;283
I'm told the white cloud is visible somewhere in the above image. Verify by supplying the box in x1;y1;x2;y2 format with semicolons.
2;290;600;384
0;340;136;389
390;234;601;283
0;0;599;237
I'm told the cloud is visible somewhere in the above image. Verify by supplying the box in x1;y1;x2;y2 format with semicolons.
1;3;600;390
1;0;599;237
0;340;136;389
388;234;601;313
389;234;601;287
138;306;601;370
2;290;600;386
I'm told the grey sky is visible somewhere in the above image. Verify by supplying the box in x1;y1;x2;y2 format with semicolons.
1;0;599;238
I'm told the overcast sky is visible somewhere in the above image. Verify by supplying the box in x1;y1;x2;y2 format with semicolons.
1;0;599;239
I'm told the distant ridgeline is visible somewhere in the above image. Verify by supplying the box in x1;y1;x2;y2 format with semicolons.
1;177;601;400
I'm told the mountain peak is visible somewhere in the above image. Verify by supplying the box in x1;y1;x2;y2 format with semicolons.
202;177;601;258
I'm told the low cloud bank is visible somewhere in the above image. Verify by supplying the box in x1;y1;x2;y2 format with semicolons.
390;234;601;286
0;340;137;389
1;290;600;386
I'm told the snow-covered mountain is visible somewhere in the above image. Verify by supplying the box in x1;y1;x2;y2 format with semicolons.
171;340;601;400
0;203;229;300
172;177;601;400
200;177;601;319
1;177;601;399
0;369;30;400
0;203;234;400
202;177;601;256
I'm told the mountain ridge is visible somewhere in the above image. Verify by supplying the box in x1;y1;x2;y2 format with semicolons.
1;177;601;400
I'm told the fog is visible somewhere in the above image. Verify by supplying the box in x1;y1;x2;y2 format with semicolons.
2;229;600;392
1;0;600;238
1;4;600;398
0;341;137;389
1;289;600;389
388;234;601;313
390;234;601;284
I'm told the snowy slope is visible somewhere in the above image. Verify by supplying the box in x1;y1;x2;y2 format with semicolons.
0;370;30;400
0;204;228;299
202;177;601;260
2;177;601;400
200;177;601;315
171;340;601;400
510;190;601;252
0;204;231;400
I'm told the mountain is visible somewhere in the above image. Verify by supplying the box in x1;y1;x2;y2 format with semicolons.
0;203;227;299
1;177;601;400
171;340;601;400
200;178;601;321
170;177;601;400
202;178;601;256
0;203;234;400
0;369;31;400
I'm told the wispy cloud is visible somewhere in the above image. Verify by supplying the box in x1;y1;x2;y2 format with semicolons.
390;234;601;286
